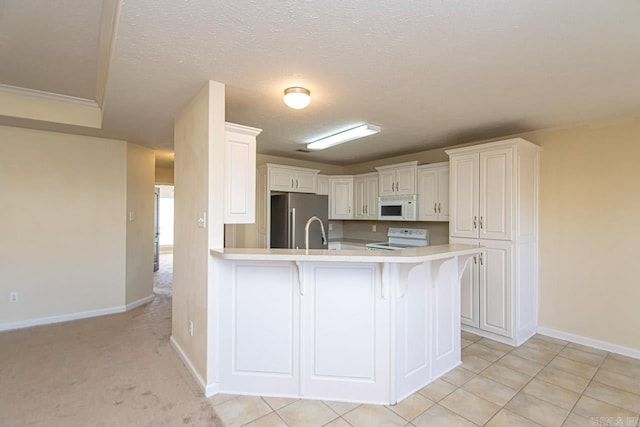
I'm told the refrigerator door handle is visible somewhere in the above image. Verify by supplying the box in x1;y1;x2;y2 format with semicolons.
290;207;296;249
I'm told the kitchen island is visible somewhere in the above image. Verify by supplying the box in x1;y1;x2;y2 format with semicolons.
209;244;480;405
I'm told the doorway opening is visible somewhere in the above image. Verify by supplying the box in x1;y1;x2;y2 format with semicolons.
154;185;174;295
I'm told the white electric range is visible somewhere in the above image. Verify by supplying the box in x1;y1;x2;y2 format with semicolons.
365;227;430;251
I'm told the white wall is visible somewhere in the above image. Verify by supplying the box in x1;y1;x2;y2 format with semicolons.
0;126;127;327
125;142;155;306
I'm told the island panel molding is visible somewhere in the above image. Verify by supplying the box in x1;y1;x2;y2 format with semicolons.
209;244;480;405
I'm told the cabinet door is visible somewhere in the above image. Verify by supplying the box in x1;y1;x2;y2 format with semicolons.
365;176;379;219
417;168;438;221
460;255;480;328
295;171;317;193
330;178;353;219
437;166;449;221
270;168;294;192
353;177;366;219
449;153;479;238
219;261;300;395
378;170;396;196
479;240;512;337
224;131;256;223
301;263;389;402
316;175;329;196
479;148;512;240
394;166;416;195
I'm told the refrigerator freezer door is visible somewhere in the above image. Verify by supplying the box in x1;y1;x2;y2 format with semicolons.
289;193;328;249
270;194;290;248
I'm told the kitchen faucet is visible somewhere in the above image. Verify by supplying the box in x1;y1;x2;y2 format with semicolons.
304;216;327;250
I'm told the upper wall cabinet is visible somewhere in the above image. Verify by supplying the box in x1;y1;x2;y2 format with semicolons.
269;164;319;193
417;162;449;222
316;175;329;196
224;123;262;224
376;161;417;196
354;173;378;220
329;176;354;220
448;146;515;240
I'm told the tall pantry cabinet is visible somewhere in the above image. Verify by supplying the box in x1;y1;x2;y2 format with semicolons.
446;138;540;346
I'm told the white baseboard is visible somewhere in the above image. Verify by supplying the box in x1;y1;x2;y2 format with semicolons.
170;336;217;397
537;327;640;360
0;295;155;332
125;295;154;311
0;305;126;332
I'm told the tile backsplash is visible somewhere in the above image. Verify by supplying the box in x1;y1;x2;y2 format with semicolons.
336;220;450;245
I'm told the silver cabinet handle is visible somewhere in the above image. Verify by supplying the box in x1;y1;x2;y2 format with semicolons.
473;255;477;264
438;202;441;213
348;206;351;214
291;178;294;188
396;182;399;192
473;216;477;229
479;252;484;266
364;204;367;214
434;203;437;213
479;216;483;229
296;179;299;188
391;182;395;192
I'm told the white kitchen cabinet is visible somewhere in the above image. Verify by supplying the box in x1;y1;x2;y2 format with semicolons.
218;261;300;395
300;263;390;403
223;123;262;224
376;161;417;196
354;172;378;220
329;176;354;220
451;238;512;339
316;175;329;196
459;251;480;328
447;138;540;346
448;147;512;240
269;165;318;193
417;162;449;222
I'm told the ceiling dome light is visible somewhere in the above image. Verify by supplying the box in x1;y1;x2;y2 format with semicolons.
283;87;311;109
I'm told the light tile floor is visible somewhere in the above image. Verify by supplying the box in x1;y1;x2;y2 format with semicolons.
210;333;640;426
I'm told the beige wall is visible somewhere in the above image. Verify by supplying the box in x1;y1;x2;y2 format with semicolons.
155;166;174;184
0;126;127;326
172;81;226;385
258;153;346;175
535;117;640;350
125;143;156;305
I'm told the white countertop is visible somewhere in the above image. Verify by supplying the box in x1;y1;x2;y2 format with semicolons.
210;243;480;263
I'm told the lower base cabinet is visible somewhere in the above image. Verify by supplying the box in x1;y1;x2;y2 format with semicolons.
452;237;537;345
215;255;471;404
301;264;390;403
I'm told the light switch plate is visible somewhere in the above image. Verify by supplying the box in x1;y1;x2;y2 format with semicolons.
197;212;207;228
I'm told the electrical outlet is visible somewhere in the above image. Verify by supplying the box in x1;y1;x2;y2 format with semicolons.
372;225;377;232
189;320;194;337
128;211;135;222
9;292;18;303
329;223;333;231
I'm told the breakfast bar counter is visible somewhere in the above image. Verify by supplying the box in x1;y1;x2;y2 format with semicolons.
209;244;480;405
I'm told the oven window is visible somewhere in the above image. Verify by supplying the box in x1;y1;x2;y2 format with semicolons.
381;205;402;216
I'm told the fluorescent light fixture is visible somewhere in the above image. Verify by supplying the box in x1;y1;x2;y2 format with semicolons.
307;123;381;150
283;87;311;109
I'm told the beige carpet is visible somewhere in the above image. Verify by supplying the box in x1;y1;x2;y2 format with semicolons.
153;252;173;296
0;295;223;427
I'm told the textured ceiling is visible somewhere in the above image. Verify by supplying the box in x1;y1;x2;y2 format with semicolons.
0;0;102;99
1;0;640;165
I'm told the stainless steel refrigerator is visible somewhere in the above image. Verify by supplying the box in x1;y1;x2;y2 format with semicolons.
271;193;329;249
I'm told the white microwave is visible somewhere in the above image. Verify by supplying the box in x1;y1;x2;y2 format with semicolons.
378;195;417;221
